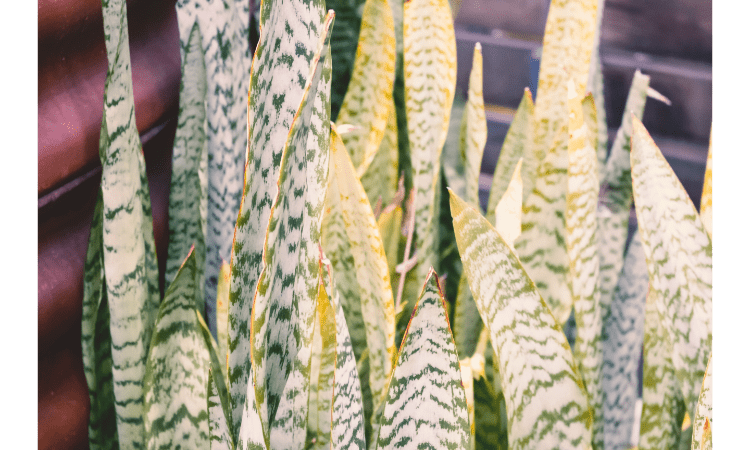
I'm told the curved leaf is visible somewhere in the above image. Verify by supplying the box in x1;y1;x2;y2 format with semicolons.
691;354;712;450
460;43;487;208
337;0;396;173
700;131;712;238
631;118;712;416
450;191;592;450
375;270;470;450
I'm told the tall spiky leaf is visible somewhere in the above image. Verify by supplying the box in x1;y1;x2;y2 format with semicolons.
249;14;334;447
375;270;471;450
487;89;533;219
359;104;399;207
700;131;712;238
143;250;210;449
586;0;607;172
209;369;237;450
337;0;396;173
493;158;523;247
97;0;161;446
237;364;268;450
404;0;457;276
601;232;648;450
377;205;403;296
229;0;326;429
450;191;592;450
566;80;604;449
326;0;367;120
691;354;712;450
631;118;712;415
216;261;231;384
307;284;337;448
460;42;487;208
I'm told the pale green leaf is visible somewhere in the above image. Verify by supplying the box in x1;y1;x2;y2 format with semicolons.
143;250;210;449
488;89;533;217
249;14;334;448
566;81;604;449
460;43;487;209
307;284;337;449
228;0;327;430
375;270;471;450
359;103;399;207
458;359;475;450
377;205;403;299
450;191;593;450
209;369;237;450
337;0;396;173
691;354;712;450
452;272;482;359
700;131;712;238
404;0;457;276
442;92;468;200
493;157;523;250
586;0;607;172
631;118;712;416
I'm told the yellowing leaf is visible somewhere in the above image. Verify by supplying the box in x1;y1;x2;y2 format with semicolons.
360;104;399;206
700;130;712;238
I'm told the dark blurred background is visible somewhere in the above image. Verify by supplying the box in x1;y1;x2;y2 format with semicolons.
37;0;710;448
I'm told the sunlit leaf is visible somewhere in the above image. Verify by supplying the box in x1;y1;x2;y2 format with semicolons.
458;359;475;450
631;118;712;416
460;43;487;208
450;191;592;450
700;131;712;238
307;284;337;448
586;0;607;172
375;271;471;450
493;158;523;249
581;94;602;177
691;353;712;450
216;261;230;384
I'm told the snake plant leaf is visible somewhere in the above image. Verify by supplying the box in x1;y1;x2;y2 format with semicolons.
700;131;712;238
323;125;397;405
166;20;208;308
404;0;457;277
307;284;337;448
249;13;334;447
209;369;237;450
229;0;326;429
565;80;604;449
528;0;598;197
597;70;650;334
631;118;712;416
377;205;403;296
460;43;487;208
450;191;593;450
514;124;573;326
458;359;475;450
581;94;602;177
236;363;268;450
97;0;162;446
82;193;118;450
639;290;685;450
453;273;483;359
691;354;712;450
375;270;471;450
216;261;231;384
143;249;210;449
360;103;399;208
493;158;523;248
487;89;534;218
442;92;468;200
337;0;396;174
327;0;366;121
601;232;648;450
586;0;607;172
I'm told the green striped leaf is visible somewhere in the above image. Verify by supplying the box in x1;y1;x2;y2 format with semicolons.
514;124;572;326
691;354;712;450
586;0;607;173
82;193;117;450
307;284;337;449
209;369;236;450
323;125;397;406
700;131;712;238
337;0;396;174
98;0;162;446
631;118;712;416
442;92;468;200
528;0;598;197
404;0;457;277
581;94;600;177
639;289;685;450
359;103;400;207
166;20;208;308
450;191;593;450
327;0;367;120
143;249;210;449
601;232;648;450
228;0;326;431
249;14;334;447
566;81;604;449
488;89;533;217
237;363;268;450
460;42;487;208
375;270;471;450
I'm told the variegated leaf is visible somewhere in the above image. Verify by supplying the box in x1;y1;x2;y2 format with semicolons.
359;103;399;207
98;0;162;446
488;89;533;217
581;94;601;177
528;0;598;197
249;13;334;448
229;0;326;430
307;284;337;448
700;131;712;238
442;92;468;200
209;369;236;450
692;354;712;450
493;157;523;249
631;118;712;416
458;359;475;450
586;0;607;172
337;0;396;173
566;80;604;449
404;0;457;277
237;362;268;450
375;270;470;450
453;272;482;359
639;289;685;450
323;125;397;406
166;20;208;308
143;249;210;449
326;0;367;120
597;70;649;334
514;124;572;326
377;205;403;298
601;231;648;450
450;191;592;450
81;193;117;450
216;261;231;384
460;43;487;208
